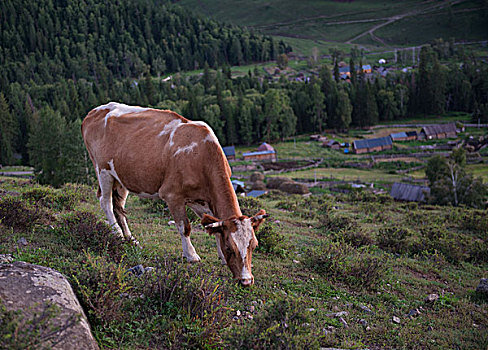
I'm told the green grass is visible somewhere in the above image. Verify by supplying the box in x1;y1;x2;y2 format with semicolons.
268;166;421;183
177;0;488;55
1;177;487;349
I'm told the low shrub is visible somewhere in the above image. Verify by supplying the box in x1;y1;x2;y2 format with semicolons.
223;297;322;349
276;195;327;220
22;186;82;211
255;222;287;256
238;196;264;217
60;211;127;262
125;256;230;348
69;252;130;328
303;242;386;290
376;226;414;255
348;189;392;204
318;204;357;233
0;196;50;231
333;228;373;248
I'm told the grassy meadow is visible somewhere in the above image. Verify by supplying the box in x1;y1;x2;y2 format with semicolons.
177;0;487;54
1;162;487;349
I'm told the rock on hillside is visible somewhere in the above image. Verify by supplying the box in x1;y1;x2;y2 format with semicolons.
0;261;99;350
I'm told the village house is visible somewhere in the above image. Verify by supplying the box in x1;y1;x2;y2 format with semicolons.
339;64;372;79
418;123;457;140
222;146;236;162
353;136;393;154
390;131;417;141
242;143;277;162
323;139;340;150
390;182;430;202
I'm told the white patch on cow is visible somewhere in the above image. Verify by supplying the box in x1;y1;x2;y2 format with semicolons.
193;121;219;143
158;119;182;146
230;218;253;264
107;159;124;187
173;142;197;157
97;168;123;237
96;102;150;127
241;266;252;281
177;221;201;262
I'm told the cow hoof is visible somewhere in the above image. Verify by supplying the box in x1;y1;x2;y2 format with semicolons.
186;255;201;263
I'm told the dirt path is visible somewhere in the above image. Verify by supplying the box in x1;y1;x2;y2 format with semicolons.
346;0;467;44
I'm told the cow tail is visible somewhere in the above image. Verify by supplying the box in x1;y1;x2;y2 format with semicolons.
112;188;128;233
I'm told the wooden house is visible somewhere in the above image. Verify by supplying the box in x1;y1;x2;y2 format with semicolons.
390;183;430;202
353;136;393;154
323;140;340;150
419;123;457;140
222;146;236;161
390;131;417;141
243;143;277;162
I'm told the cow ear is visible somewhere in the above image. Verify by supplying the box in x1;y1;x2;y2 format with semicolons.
201;214;223;235
251;209;268;231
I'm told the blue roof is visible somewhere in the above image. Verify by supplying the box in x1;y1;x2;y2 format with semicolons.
222;146;235;156
242;150;276;156
246;190;268;197
390;132;408;139
353;136;392;149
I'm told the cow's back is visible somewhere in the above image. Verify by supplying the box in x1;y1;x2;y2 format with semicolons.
82;102;231;197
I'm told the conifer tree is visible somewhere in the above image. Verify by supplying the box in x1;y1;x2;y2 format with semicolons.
0;93;18;165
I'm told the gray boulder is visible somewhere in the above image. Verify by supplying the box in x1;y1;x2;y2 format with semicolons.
0;261;99;350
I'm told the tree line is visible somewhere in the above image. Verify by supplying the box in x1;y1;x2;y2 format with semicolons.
1;1;488;186
0;0;290;90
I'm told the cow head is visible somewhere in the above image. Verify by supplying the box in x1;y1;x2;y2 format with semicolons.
202;210;267;286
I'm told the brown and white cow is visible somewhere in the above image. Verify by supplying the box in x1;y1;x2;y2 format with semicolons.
81;102;267;286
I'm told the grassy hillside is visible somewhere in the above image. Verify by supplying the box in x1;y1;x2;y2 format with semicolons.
177;0;488;54
1;174;487;348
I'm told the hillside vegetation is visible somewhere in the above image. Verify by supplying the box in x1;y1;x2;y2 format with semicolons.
0;0;289;87
0;177;487;348
177;0;488;54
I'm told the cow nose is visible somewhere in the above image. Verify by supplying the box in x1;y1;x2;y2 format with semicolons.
241;277;253;286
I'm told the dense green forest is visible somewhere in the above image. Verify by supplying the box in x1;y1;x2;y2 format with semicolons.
1;0;488;187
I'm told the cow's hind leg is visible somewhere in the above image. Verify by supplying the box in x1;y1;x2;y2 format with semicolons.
166;200;201;263
97;169;124;238
113;185;139;245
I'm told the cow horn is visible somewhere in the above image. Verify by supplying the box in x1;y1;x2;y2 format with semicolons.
252;214;269;221
205;221;224;228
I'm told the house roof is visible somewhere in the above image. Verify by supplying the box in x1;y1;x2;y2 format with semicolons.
390;132;408;140
257;142;275;152
406;131;418;137
390;183;430;202
246;190;268;197
353;136;392;150
421;123;457;136
222;146;235;156
242;150;276;157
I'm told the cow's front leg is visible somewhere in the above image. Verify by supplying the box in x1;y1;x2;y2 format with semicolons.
177;220;201;263
166;200;201;263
